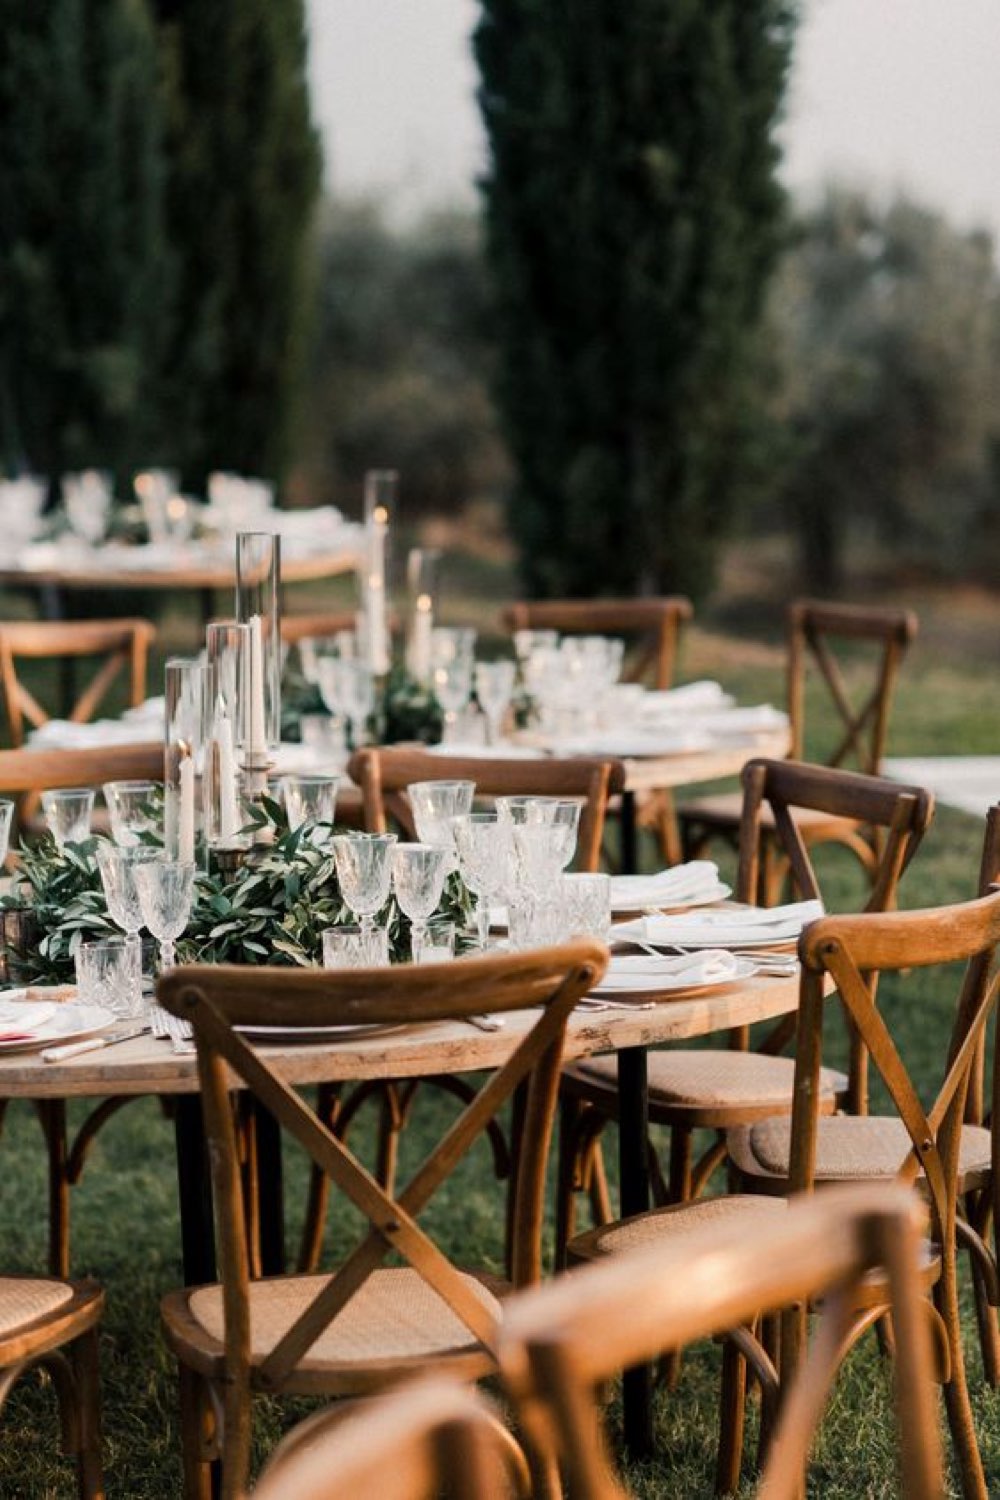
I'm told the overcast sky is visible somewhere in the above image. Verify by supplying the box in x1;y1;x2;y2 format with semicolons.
306;0;1000;241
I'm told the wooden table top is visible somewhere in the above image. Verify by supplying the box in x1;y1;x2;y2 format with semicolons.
0;544;362;592
0;971;798;1100
613;727;791;791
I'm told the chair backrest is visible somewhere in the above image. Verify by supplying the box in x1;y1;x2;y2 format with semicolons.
252;1378;525;1500
349;747;626;873
160;942;606;1394
0;618;156;747
501;598;693;690
499;1183;943;1500
789;873;1000;1283
736;758;934;913
787;600;917;773
0;742;164;842
735;758;935;1111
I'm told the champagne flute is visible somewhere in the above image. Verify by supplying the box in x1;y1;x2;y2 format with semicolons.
392;843;450;963
475;660;516;746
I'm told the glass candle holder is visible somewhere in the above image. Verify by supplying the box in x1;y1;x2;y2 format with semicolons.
164;658;207;864
405;547;441;684
235;531;281;755
357;469;396;677
203;621;250;848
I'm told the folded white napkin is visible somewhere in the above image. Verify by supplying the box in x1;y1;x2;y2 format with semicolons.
616;898;825;949
610;860;724;911
640;681;732;714
542;729;712;758
592;949;741;993
425;743;546;760
121;697;164;724
28;718;158;749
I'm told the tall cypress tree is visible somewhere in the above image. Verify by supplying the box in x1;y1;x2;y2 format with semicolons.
474;1;796;597
0;0;169;481
153;0;322;489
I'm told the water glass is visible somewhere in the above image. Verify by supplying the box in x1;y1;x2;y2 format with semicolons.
332;833;397;951
75;936;142;1019
103;780;159;848
474;660;516;745
42;788;95;849
508;896;563;951
392;842;450;962
282;774;340;838
322;924;389;968
135;859;196;971
316;658;376;749
561;873;612;942
417;921;455;963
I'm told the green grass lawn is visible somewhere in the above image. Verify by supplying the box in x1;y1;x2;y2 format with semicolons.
1;568;999;1495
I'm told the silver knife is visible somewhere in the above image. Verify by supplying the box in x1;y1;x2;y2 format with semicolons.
42;1023;148;1064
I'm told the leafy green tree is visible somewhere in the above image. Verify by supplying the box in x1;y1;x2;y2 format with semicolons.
768;188;1000;589
0;0;169;482
474;0;796;598
153;0;322;489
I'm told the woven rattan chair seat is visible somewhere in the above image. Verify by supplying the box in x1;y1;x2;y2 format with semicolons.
729;1116;992;1187
568;1193;786;1263
566;1050;847;1114
184;1267;502;1371
0;1277;74;1337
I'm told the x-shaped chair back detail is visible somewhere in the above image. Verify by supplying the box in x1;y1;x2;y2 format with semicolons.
501;598;693;690
349;748;626;874
0;618;156;747
160;943;606;1391
787;600;917;774
499;1184;943;1500
789;884;1000;1265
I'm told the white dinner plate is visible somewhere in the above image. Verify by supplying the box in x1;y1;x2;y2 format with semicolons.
0;1002;117;1054
589;955;755;998
610;880;731;914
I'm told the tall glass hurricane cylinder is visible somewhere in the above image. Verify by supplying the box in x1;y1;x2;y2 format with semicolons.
235;532;281;755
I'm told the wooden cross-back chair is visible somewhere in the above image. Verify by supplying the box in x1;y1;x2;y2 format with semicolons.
159;942;606;1500
0;618;156;748
557;759;935;1268
0;741;165;1278
501;597;693;691
251;1378;526;1500
0;1273;105;1496
350;746;625;874
500;1184;943;1500
719;874;1000;1500
679;599;918;895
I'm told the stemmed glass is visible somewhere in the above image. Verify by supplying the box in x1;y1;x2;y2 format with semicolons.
331;833;396;961
134;859;196;971
407;780;475;867
475;660;516;746
103;780;158;848
62;470;112;545
451;812;513;950
41;788;95;848
432;657;474;742
392;843;450;963
282;774;340;841
316;658;376;749
96;843;159;976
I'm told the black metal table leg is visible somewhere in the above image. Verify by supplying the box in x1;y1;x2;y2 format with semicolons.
254;1102;285;1275
174;1095;217;1286
618;1044;654;1456
620;790;639;875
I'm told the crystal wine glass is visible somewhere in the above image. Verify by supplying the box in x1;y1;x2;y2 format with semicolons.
391;842;450;963
282;774;340;841
62;470;112;545
451;812;514;950
316;657;376;749
103;780;159;848
475;660;516;746
96;842;159;976
135;858;196;971
331;833;397;961
432;657;474;743
407;780;475;867
41;788;95;849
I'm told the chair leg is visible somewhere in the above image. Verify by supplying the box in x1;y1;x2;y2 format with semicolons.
937;1250;988;1500
715;1334;748;1495
71;1328;105;1500
297;1084;341;1272
667;1124;694;1204
554;1096;582;1271
178;1365;214;1500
